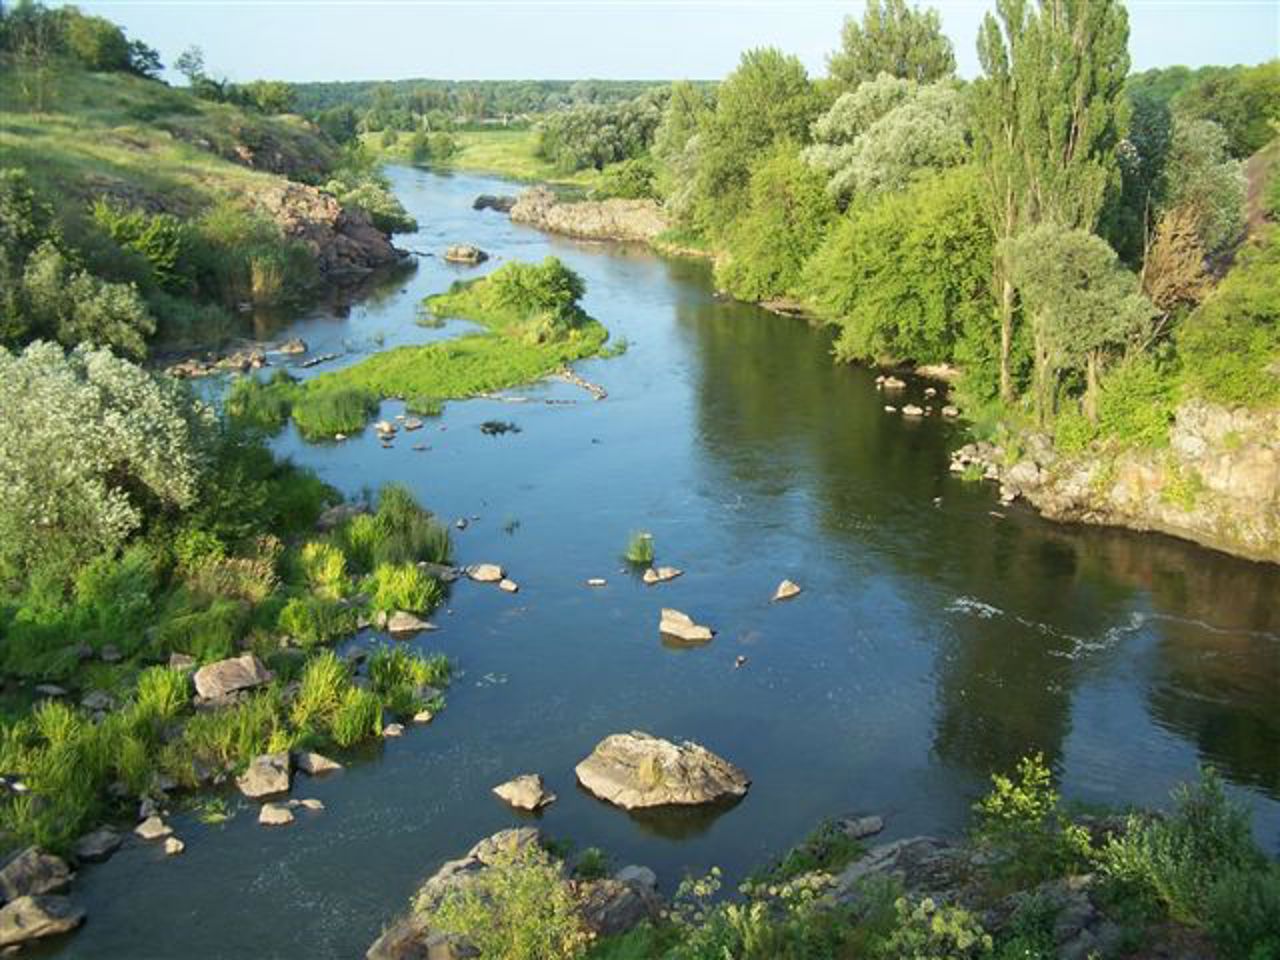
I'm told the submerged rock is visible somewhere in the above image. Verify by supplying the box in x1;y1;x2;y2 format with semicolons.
387;610;436;634
194;654;273;701
259;803;295;827
498;578;519;593
492;774;556;811
237;751;292;799
658;609;714;643
134;817;172;841
575;731;749;809
0;896;85;949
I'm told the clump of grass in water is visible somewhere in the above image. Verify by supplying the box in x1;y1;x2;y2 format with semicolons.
407;395;444;417
624;531;654;566
291;387;380;439
480;420;521;436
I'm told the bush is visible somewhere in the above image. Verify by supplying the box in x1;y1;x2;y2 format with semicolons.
593;157;658;200
370;562;442;614
180;687;287;770
133;667;190;728
151;598;248;661
879;896;993;958
277;596;357;647
331;686;383;747
420;842;590;960
371;483;451;567
91;200;192;294
298;541;350;599
1096;355;1176;448
290;387;380;438
290;651;351;732
226;371;299;433
368;646;449;717
1101;767;1261;925
1208;864;1280;960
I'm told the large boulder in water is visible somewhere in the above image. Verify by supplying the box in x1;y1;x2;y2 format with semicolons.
0;896;84;949
444;244;488;265
473;194;516;213
0;848;72;900
575;731;749;809
237;751;292;799
194;654;273;701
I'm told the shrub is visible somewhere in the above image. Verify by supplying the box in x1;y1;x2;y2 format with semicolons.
1101;767;1261;925
133;667;189;727
299;541;350;599
277;596;357;647
880;896;993;958
90;200;191;294
623;531;654;566
331;686;383;747
973;753;1095;886
746;819;866;887
421;842;590;960
151;598;248;661
0;341;212;578
372;483;451;566
226;371;298;433
175;528;227;573
290;387;380;438
370;562;442;614
1095;355;1175;448
593;157;658;200
1207;864;1280;960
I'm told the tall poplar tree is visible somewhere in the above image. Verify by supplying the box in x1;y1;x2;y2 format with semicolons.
828;0;956;91
971;0;1131;402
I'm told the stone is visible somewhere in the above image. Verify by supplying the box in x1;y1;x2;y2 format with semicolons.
467;563;504;583
0;896;85;949
614;865;657;892
924;386;938;398
773;579;801;602
387;611;436;634
586;578;607;587
413;709;435;724
658;609;714;644
942;405;960;418
100;645;122;663
575;731;749;809
443;244;488;265
237;751;292;799
837;815;885;840
579;877;661;937
134;817;172;841
510;187;668;243
884;405;897;413
297;798;325;812
835;837;968;903
0;848;72;900
33;684;66;698
498;578;519;593
383;723;405;738
367;918;479;960
419;562;461;583
642;566;682;585
163;837;185;856
80;690;113;712
168;652;196;672
72;828;122;864
277;337;307;354
882;376;907;390
194;654;273;700
317;502;367;531
376;419;397;434
258;803;295;827
492;774;556;811
472;194;516;213
404;418;424;431
296;751;343;776
902;404;925;418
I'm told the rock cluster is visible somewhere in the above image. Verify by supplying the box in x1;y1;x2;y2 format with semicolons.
0;848;82;949
255;181;405;277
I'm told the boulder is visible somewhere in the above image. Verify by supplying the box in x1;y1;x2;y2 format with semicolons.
837;815;885;840
413;709;435;724
942;405;960;418
237;751;292;799
72;828;122;864
80;690;114;712
412;829;542;915
259;803;295;827
0;896;85;949
510;187;668;243
296;751;343;776
642;566;682;585
168;652;197;672
163;837;185;856
578;877;661;937
902;404;925;418
388;611;436;634
277;337;307;354
882;376;907;390
472;194;516;213
367;918;478;960
444;244;488;265
194;654;273;701
498;578;519;593
0;848;72;900
384;723;405;738
33;684;66;698
467;563;504;583
614;865;657;892
658;609;714;643
575;731;749;809
134;817;172;841
317;502;368;531
835;837;969;903
773;579;802;602
492;774;556;811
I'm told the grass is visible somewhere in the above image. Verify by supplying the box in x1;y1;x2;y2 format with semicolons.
370;562;443;613
363;127;600;188
624;531;655;566
745;819;867;889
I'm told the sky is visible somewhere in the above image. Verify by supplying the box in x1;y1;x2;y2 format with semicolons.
55;0;1280;84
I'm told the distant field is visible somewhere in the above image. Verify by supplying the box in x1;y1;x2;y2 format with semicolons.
365;127;600;188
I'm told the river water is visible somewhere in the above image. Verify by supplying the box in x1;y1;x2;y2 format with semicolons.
48;167;1280;959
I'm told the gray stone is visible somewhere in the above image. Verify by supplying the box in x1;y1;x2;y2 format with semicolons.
134;816;172;841
838;815;885;840
443;244;488;265
80;690;113;712
237;751;292;799
0;848;72;900
614;865;657;892
296;751;343;776
498;578;519;593
194;654;273;700
575;731;749;809
579;877;661;937
258;803;294;826
387;611;436;633
72;828;122;864
0;896;85;948
467;563;504;583
642;566;682;585
492;774;556;811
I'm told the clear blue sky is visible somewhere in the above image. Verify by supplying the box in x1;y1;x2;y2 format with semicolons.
58;1;1280;84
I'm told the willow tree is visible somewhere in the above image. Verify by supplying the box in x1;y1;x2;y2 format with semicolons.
828;0;956;91
971;0;1131;402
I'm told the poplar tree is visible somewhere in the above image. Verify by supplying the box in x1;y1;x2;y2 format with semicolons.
971;0;1131;403
828;0;956;90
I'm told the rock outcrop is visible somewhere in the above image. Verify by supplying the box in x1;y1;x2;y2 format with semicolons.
0;896;85;949
254;181;405;277
194;654;273;701
473;194;516;213
575;731;749;809
510;187;668;243
492;774;557;811
952;399;1280;564
0;848;72;900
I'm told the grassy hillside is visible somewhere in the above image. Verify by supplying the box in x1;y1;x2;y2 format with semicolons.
0;61;336;222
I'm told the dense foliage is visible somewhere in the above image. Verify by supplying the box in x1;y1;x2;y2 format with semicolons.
536;94;664;172
827;0;956;91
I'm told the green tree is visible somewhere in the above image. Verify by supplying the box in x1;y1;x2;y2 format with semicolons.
1160;115;1245;257
173;45;205;86
1005;224;1154;423
971;0;1132;402
62;9;129;70
1176;61;1280;159
715;145;835;301
827;0;956;91
803;167;995;378
694;48;822;237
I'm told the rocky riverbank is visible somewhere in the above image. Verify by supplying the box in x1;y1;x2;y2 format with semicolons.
952;399;1280;564
509;187;668;243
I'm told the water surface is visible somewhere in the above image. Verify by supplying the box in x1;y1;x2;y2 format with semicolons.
50;166;1280;959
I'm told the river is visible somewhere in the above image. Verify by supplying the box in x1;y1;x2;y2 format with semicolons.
45;166;1280;959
